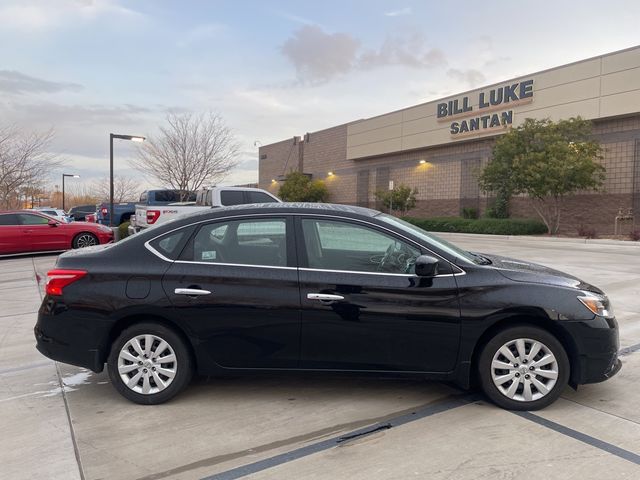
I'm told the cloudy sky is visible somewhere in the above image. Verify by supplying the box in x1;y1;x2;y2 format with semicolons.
1;0;639;192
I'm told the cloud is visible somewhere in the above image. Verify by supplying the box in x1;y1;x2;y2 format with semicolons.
0;70;83;95
281;26;446;84
281;25;360;84
384;7;412;17
358;34;446;70
0;0;144;32
8;101;151;126
446;68;486;87
177;23;226;48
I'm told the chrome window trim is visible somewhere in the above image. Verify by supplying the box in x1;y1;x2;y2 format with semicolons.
175;259;296;270
143;211;466;275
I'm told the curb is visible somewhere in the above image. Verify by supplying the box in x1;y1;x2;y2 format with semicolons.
435;232;640;247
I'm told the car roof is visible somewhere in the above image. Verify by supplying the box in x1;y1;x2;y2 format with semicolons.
176;202;381;224
1;210;57;219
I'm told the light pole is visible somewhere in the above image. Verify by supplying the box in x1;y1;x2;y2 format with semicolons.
62;173;80;211
109;133;145;227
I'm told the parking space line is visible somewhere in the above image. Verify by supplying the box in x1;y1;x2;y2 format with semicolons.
0;361;52;376
513;411;640;465
618;342;640;357
55;362;86;480
200;394;478;480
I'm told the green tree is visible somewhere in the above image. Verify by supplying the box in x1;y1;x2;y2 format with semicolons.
278;171;329;202
375;184;418;216
479;117;605;234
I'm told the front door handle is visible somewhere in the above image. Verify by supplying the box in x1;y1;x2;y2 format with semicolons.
307;293;344;302
175;288;211;296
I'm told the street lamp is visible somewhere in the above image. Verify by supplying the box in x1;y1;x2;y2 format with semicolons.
109;133;145;227
62;173;80;211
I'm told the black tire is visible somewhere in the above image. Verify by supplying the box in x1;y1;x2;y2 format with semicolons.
72;232;98;249
478;325;569;411
107;323;193;405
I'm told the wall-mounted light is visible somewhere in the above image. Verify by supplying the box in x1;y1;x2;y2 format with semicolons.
419;159;427;164
327;171;334;176
271;178;277;183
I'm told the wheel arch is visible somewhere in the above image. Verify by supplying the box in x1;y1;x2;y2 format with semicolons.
465;312;580;390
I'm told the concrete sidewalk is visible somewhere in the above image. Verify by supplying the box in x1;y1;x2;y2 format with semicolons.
0;254;81;480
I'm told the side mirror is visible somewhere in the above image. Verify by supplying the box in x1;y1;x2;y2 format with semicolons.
415;255;439;277
47;219;57;227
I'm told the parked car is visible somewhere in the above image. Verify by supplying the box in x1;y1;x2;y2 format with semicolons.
96;202;136;226
35;203;620;409
68;204;97;222
0;210;113;256
130;186;279;234
130;189;197;234
29;207;72;223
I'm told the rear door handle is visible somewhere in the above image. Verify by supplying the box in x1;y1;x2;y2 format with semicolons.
175;288;211;296
307;293;344;302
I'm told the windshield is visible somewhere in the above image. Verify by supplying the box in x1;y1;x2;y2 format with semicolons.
376;214;482;265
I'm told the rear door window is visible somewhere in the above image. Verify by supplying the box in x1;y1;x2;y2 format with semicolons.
189;218;287;267
220;191;245;206
246;191;278;203
0;214;19;225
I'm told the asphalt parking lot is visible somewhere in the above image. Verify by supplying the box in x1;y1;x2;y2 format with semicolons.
1;234;640;480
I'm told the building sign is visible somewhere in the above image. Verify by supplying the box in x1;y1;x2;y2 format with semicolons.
437;79;534;136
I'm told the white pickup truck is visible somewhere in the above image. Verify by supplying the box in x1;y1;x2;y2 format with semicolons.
129;186;280;234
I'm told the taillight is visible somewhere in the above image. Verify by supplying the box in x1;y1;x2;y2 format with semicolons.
147;210;160;224
45;270;87;296
101;207;108;216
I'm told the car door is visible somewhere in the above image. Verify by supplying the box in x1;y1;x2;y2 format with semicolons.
18;213;67;251
0;214;23;254
161;215;301;369
296;216;461;373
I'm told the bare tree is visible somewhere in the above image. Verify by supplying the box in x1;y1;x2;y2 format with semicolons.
132;112;239;199
92;176;141;203
0;125;60;209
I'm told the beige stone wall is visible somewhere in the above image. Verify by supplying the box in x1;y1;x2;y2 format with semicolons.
346;45;640;160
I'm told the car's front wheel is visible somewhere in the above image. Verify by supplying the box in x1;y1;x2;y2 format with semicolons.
72;232;98;249
478;325;570;410
107;323;193;404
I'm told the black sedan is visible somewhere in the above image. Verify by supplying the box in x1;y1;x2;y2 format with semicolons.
35;203;621;410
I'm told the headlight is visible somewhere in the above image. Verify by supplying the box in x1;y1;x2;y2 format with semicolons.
578;293;614;318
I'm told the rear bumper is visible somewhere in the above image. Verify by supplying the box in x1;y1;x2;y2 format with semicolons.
35;324;104;372
34;302;111;373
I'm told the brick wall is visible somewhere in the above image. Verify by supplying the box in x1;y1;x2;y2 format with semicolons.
260;114;640;235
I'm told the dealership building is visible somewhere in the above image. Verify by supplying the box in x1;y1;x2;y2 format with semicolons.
259;45;640;234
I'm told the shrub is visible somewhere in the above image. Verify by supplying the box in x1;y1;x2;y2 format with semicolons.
485;192;510;218
403;217;548;236
630;230;640;241
118;221;130;240
577;224;597;239
461;207;478;219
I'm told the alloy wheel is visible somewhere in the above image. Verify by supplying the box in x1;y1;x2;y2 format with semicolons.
76;234;97;248
490;338;559;402
117;334;177;395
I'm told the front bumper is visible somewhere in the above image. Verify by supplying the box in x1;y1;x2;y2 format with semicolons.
561;316;621;385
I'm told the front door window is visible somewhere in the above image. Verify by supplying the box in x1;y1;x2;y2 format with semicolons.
301;218;420;274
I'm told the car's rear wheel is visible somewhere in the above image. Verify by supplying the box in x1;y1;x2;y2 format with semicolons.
107;323;193;404
478;326;569;410
72;232;98;249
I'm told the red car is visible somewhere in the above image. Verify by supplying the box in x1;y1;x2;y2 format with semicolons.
0;210;113;256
